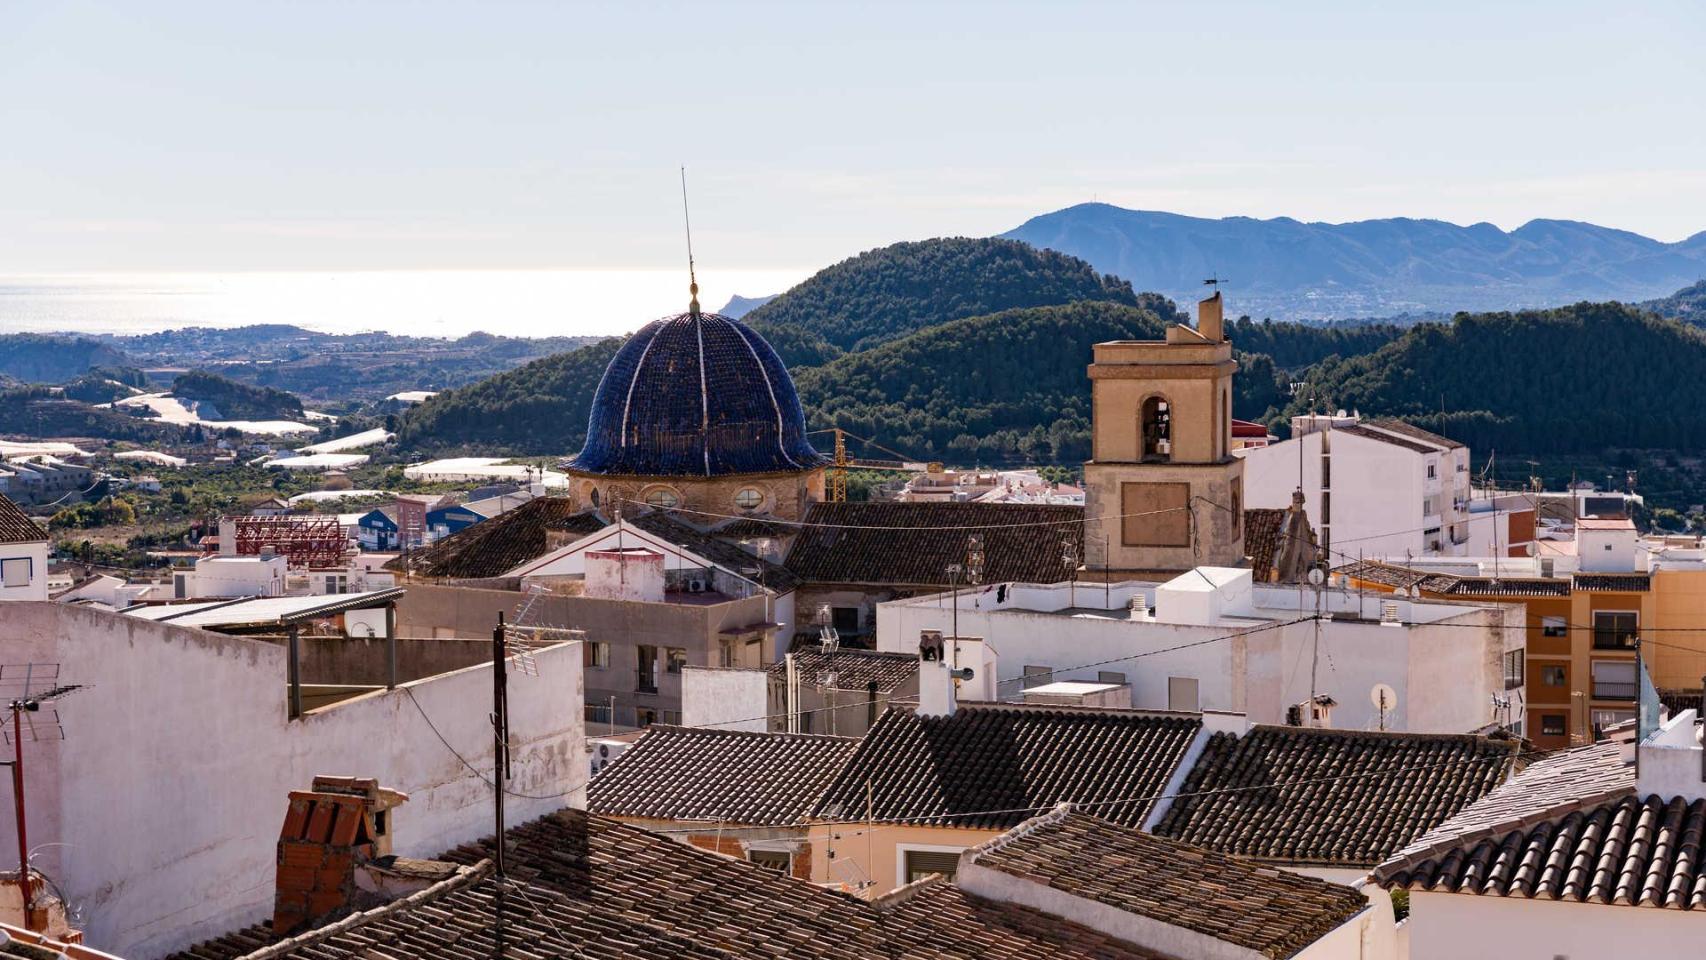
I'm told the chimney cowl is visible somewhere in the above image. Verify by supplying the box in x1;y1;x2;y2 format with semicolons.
272;776;410;938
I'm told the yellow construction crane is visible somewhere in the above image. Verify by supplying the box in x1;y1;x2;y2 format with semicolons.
812;428;916;502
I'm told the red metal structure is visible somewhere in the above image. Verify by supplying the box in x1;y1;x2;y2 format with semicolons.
209;515;350;568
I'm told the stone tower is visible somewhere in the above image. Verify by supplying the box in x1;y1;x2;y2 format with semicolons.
1083;292;1245;575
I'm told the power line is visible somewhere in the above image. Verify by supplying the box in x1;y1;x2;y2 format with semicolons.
403;686;583;802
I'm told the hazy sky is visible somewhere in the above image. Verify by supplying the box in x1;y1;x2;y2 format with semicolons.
3;0;1703;274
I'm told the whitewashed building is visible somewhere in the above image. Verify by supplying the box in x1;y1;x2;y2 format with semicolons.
0;494;50;601
877;566;1525;735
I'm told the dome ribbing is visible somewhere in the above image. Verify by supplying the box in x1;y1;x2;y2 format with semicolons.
567;312;827;477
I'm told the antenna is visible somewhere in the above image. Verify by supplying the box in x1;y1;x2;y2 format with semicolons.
0;663;84;934
680;166;700;316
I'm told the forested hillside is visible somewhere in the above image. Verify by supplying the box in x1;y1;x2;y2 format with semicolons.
1290;303;1706;452
395;339;623;453
171;370;305;420
0;385;182;443
1643;280;1706;326
742;237;1155;357
0;334;134;384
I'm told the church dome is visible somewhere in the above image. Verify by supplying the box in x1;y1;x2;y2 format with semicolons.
567;312;827;477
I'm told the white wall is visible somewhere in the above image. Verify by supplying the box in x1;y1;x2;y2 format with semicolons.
189;555;287;598
1406;889;1705;959
0;541;49;602
1;603;584;959
681;665;767;732
877;583;1518;734
1637;709;1706;801
1240;430;1430;560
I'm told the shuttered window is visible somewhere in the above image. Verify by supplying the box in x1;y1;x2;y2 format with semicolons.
903;849;961;883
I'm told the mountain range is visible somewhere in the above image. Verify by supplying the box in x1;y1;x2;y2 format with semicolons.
1001;204;1706;321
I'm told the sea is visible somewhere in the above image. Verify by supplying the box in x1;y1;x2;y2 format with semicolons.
0;269;809;340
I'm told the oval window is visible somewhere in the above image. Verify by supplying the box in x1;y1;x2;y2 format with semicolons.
734;487;764;510
645;487;680;508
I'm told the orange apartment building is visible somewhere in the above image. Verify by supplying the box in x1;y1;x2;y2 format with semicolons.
1341;517;1706;751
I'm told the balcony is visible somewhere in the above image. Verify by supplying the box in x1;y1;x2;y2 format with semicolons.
1592;681;1637;701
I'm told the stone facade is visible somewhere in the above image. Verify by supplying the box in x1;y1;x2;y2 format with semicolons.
567;466;826;523
1084;294;1245;575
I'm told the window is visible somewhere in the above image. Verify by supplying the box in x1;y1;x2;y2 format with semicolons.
1541;665;1567;687
903;849;962;884
734;487;764;510
637;645;658;693
637;708;658;727
1022;665;1053;689
1540;714;1567;737
1167;676;1200;712
1427;463;1437;479
644;487;680;508
1502;650;1525;689
1321;491;1331;525
1121;482;1190;547
1541;617;1567;639
325;574;348;594
1098;671;1127;685
1320;455;1331;489
748;849;792;873
832;607;860;634
719;638;736;668
1591;660;1638;701
1592;612;1637;650
1;557;30;588
661;710;681;725
1139;396;1171;461
1591;709;1635;739
583;640;610;669
585;703;611;724
665;647;687;674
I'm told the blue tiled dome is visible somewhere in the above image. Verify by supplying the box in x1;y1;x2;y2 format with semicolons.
568;312;827;477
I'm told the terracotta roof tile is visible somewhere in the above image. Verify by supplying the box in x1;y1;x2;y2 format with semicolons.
627;510;799;591
1153;725;1520;867
588;725;857;826
785;502;1083;587
813;703;1200;829
169;810;1172;960
766;648;920;693
1572;572;1651;592
968;808;1368;959
0;494;46;545
1244;508;1286;582
1363;419;1464;450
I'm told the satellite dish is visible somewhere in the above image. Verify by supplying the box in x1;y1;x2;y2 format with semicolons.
1525;542;1538;558
1306;567;1326;587
1370;683;1398;711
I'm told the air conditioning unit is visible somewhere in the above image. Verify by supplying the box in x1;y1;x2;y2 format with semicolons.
589;738;631;778
687;579;707;593
1380;601;1402;626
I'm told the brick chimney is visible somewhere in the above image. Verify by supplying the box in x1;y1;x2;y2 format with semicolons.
272;776;409;937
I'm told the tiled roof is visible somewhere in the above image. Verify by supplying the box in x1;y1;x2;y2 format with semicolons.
588;725;857;826
1244;507;1285;582
767;648;920;693
386;498;603;579
170;809;1171;960
1334;423;1442;456
1364;418;1464;450
1332;559;1453;593
0;494;46;545
1572;572;1651;592
1153;725;1520;867
1379;794;1706;911
968;808;1368;959
628;510;799;591
1442;577;1572;598
1375;741;1632;877
711;515;797;540
785;502;1083;586
813;702;1200;829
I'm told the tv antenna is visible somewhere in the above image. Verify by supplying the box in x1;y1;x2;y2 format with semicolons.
0;663;85;933
1369;682;1397;732
1203;277;1227;289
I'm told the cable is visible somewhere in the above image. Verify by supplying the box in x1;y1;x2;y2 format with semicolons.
403;686;583;802
607;493;1180;531
649;738;1545;837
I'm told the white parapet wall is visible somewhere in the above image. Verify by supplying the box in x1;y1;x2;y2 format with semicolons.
681;665;767;732
1;602;585;959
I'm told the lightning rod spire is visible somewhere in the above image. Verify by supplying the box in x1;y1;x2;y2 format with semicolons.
680;166;700;316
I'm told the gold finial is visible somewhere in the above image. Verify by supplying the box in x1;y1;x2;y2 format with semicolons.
681;165;700;317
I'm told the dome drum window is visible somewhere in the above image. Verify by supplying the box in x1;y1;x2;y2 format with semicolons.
644;487;681;508
734;487;764;510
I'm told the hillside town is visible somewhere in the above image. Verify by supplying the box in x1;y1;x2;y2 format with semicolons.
2;286;1701;959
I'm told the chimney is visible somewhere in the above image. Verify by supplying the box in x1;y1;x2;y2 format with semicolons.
1196;291;1224;342
273;776;409;937
218;516;237;556
915;630;970;717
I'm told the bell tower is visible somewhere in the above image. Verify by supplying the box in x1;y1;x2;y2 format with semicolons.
1083;292;1245;575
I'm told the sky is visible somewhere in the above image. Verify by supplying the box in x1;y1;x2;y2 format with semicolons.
2;0;1704;275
